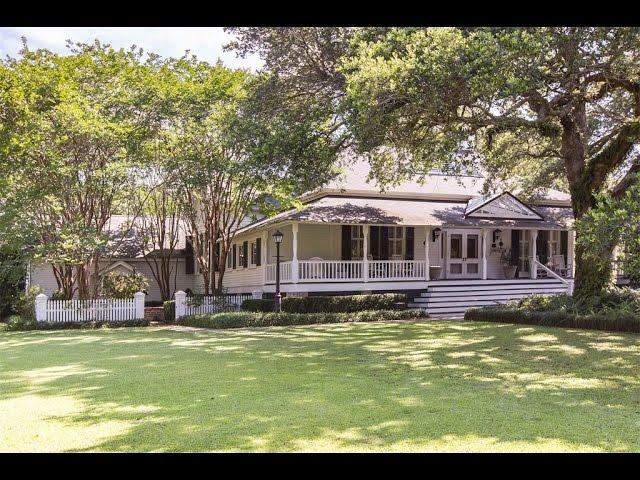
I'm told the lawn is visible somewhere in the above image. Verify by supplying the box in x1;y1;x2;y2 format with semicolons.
1;320;639;452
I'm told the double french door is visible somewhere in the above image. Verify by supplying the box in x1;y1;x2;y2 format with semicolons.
446;229;481;279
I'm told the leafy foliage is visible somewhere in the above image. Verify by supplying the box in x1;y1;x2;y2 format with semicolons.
576;177;640;289
100;272;148;299
178;308;426;330
242;293;408;313
0;244;26;319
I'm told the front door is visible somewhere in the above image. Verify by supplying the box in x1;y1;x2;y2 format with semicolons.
447;229;481;279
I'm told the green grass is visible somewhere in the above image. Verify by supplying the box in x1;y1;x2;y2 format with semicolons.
1;320;639;452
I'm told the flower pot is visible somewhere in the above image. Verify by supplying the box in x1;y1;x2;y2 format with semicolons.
429;265;443;280
503;265;517;279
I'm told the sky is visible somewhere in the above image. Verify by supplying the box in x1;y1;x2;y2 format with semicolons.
0;27;263;70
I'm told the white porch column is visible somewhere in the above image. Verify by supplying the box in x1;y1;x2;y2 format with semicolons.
292;222;299;283
482;228;489;280
530;229;538;279
363;224;369;282
424;226;431;280
568;230;576;278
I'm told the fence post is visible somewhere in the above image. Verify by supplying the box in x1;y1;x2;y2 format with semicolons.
134;291;146;320
35;293;48;322
175;290;187;320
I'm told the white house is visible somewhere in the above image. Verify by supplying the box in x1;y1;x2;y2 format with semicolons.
221;161;575;316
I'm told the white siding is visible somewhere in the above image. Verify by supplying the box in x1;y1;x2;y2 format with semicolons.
29;258;196;303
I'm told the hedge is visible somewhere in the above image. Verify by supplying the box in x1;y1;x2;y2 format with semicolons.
241;293;408;314
1;315;149;332
178;308;426;330
465;307;640;334
163;300;175;323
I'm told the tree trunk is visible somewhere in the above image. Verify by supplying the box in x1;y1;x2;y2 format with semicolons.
569;181;613;299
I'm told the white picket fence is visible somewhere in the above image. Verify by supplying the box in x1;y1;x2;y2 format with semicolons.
35;292;145;323
174;291;256;319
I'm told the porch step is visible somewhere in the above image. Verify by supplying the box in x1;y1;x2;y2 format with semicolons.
409;279;569;317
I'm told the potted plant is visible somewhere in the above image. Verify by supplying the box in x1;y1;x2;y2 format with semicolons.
429;265;443;280
500;248;518;279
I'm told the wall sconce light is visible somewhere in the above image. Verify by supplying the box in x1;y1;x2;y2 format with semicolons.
432;228;442;242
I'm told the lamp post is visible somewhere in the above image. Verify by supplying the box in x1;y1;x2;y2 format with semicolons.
273;230;284;313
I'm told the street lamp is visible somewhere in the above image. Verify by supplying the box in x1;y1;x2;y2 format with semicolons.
273;230;284;312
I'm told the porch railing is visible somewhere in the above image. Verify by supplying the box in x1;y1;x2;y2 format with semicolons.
368;260;426;280
265;260;427;283
265;261;293;283
298;260;364;282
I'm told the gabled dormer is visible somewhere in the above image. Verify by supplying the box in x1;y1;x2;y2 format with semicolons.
465;192;543;220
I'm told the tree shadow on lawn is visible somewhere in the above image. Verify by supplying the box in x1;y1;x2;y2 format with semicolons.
0;321;639;452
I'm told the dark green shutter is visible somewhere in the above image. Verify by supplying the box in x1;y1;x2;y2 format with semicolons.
243;241;248;268
185;236;195;274
370;226;380;259
341;225;351;260
256;237;262;266
537;230;549;264
381;227;389;260
232;244;237;269
560;230;568;264
511;230;520;267
405;227;415;260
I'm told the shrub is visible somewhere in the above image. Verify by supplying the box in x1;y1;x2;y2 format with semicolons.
3;317;149;332
465;306;640;334
241;298;275;312
163;300;175;324
5;315;37;331
101;272;148;299
242;294;408;314
179;308;426;330
15;285;42;320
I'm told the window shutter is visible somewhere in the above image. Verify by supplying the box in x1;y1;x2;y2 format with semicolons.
560;230;568;263
405;227;415;260
381;227;390;260
243;241;248;268
185;236;195;275
537;230;549;264
341;225;351;260
232;244;237;269
370;226;380;260
511;230;520;267
256;237;262;266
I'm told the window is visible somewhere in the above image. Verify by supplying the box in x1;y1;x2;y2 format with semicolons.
250;241;257;265
227;249;232;269
351;225;364;259
548;230;560;258
389;226;404;257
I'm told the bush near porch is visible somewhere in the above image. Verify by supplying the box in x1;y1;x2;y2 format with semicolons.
178;308;426;330
1;315;149;331
465;288;640;334
241;293;408;314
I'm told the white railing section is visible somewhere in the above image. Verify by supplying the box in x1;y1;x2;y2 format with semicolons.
298;260;364;282
35;292;145;323
265;261;293;283
182;293;252;316
368;260;426;280
530;257;569;285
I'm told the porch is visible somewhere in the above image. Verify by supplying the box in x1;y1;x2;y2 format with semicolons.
261;222;574;290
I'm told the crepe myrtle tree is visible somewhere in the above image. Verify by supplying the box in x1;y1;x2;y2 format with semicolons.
0;40;159;299
339;27;640;298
